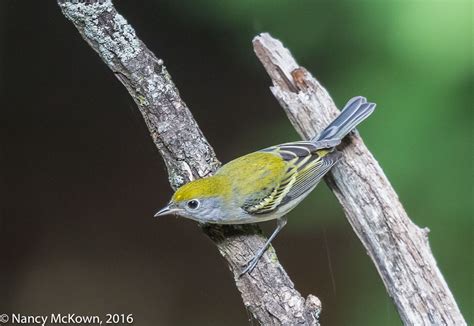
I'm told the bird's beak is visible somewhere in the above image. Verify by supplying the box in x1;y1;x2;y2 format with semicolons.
154;204;176;217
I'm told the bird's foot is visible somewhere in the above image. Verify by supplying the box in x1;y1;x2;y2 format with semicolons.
239;256;260;277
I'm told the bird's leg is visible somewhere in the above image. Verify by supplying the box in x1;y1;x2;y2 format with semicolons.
239;217;288;276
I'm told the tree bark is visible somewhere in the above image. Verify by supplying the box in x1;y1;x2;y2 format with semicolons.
56;1;321;325
253;33;466;326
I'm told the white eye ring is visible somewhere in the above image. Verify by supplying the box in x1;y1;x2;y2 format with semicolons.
187;199;200;210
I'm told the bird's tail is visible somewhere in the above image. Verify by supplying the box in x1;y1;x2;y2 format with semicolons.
313;96;376;143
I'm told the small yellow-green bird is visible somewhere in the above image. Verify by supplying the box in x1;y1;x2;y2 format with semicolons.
155;96;376;275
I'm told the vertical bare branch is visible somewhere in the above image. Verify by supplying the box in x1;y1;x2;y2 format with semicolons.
253;33;466;326
56;1;321;325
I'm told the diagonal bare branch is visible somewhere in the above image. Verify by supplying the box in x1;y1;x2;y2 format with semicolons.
56;1;321;325
253;33;466;326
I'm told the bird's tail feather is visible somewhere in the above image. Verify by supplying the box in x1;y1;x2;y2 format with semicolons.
314;96;376;142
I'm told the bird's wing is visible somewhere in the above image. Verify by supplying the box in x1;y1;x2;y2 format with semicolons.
262;140;339;157
242;142;341;215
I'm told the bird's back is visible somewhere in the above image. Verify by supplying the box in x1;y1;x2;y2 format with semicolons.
216;151;287;205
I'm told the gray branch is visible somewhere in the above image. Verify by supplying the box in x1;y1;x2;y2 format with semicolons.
253;33;466;326
57;1;321;325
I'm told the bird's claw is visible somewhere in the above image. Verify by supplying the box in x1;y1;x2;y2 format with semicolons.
239;257;259;277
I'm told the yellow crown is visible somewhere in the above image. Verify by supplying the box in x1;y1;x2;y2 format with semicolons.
172;175;231;202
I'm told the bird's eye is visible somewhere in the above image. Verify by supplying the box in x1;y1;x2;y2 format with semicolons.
187;199;200;210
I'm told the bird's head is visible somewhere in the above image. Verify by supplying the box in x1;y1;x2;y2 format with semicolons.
154;175;232;223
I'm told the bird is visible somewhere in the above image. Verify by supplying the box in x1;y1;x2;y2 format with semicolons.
155;96;376;275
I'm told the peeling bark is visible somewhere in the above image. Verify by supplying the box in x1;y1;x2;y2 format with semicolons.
253;33;466;326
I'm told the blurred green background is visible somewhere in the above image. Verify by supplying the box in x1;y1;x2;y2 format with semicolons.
1;0;472;325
